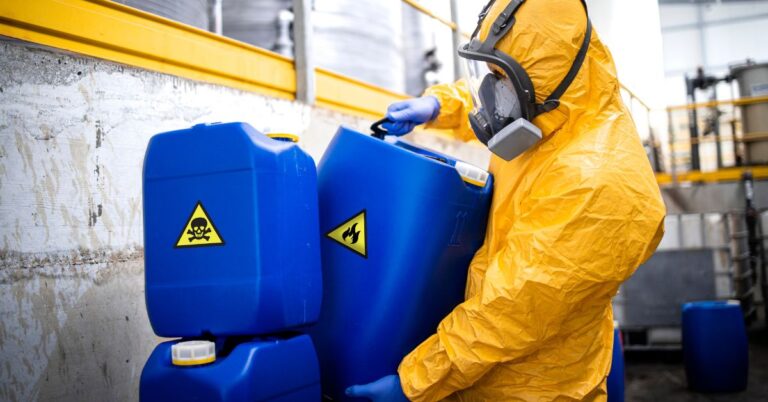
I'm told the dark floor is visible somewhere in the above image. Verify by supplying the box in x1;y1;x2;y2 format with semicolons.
625;329;768;402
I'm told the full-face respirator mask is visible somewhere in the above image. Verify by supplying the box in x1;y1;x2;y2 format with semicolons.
459;0;592;161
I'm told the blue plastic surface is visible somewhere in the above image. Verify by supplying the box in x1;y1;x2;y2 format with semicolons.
682;301;749;393
607;327;625;402
311;127;493;401
140;334;320;402
143;122;322;337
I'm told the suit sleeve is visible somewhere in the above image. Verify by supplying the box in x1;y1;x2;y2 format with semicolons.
422;79;477;143
397;163;665;402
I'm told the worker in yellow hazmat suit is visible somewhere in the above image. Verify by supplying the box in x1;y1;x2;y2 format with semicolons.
346;0;666;400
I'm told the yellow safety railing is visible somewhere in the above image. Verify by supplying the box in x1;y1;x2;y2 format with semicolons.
664;92;768;181
620;83;652;111
656;166;768;185
401;0;472;39
618;82;666;176
666;95;768;111
402;0;458;31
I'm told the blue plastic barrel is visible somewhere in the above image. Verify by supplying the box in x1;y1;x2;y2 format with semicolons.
607;327;625;402
682;300;749;392
311;126;493;401
140;334;320;401
143;122;322;337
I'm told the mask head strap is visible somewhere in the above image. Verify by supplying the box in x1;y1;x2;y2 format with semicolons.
467;0;592;118
537;7;592;114
475;0;525;52
470;0;497;40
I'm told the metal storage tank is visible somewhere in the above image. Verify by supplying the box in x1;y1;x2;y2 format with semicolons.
731;62;768;164
114;0;209;30
313;0;406;93
222;0;291;53
402;5;429;96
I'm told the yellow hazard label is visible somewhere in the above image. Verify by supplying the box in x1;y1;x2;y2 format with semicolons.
326;210;367;258
175;201;225;248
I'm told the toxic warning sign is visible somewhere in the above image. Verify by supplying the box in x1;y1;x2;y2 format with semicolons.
326;210;367;258
175;201;225;248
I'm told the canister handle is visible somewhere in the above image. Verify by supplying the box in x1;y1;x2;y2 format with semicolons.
370;118;391;139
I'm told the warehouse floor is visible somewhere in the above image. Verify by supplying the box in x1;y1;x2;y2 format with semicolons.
625;329;768;401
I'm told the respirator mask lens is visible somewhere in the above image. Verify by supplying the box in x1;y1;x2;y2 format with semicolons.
462;57;523;144
462;55;542;161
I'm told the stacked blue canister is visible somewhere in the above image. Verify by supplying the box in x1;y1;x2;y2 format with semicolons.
140;123;322;401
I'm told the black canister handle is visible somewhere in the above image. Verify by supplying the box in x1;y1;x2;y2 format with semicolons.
370;118;449;164
370;118;391;139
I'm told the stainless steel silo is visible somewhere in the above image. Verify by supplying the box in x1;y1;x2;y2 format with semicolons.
222;0;292;52
114;0;209;30
402;5;429;96
731;62;768;164
313;0;405;93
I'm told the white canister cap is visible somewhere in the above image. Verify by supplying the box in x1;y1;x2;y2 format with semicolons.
171;340;216;366
455;161;490;187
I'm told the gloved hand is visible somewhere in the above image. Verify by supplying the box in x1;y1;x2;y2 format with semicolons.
381;96;440;136
345;375;409;402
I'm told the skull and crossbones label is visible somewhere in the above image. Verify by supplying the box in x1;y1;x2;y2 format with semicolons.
187;217;211;241
175;201;225;248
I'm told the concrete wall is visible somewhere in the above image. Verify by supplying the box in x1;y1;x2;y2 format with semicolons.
0;38;488;402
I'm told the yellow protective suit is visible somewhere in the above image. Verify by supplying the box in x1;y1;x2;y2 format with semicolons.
396;0;666;401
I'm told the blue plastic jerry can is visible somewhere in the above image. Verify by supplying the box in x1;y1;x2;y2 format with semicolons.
682;300;749;393
310;126;493;400
140;334;321;402
142;123;322;337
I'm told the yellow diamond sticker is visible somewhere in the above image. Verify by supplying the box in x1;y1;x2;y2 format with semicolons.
326;210;367;258
175;201;225;248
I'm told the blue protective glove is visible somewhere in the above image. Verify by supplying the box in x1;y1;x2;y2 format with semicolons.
381;96;440;136
345;375;409;402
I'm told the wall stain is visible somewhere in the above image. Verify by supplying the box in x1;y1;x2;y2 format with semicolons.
78;83;91;105
58;206;82;250
0;247;144;277
100;361;110;387
95;121;103;149
88;204;103;228
14;130;34;176
37;124;54;141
